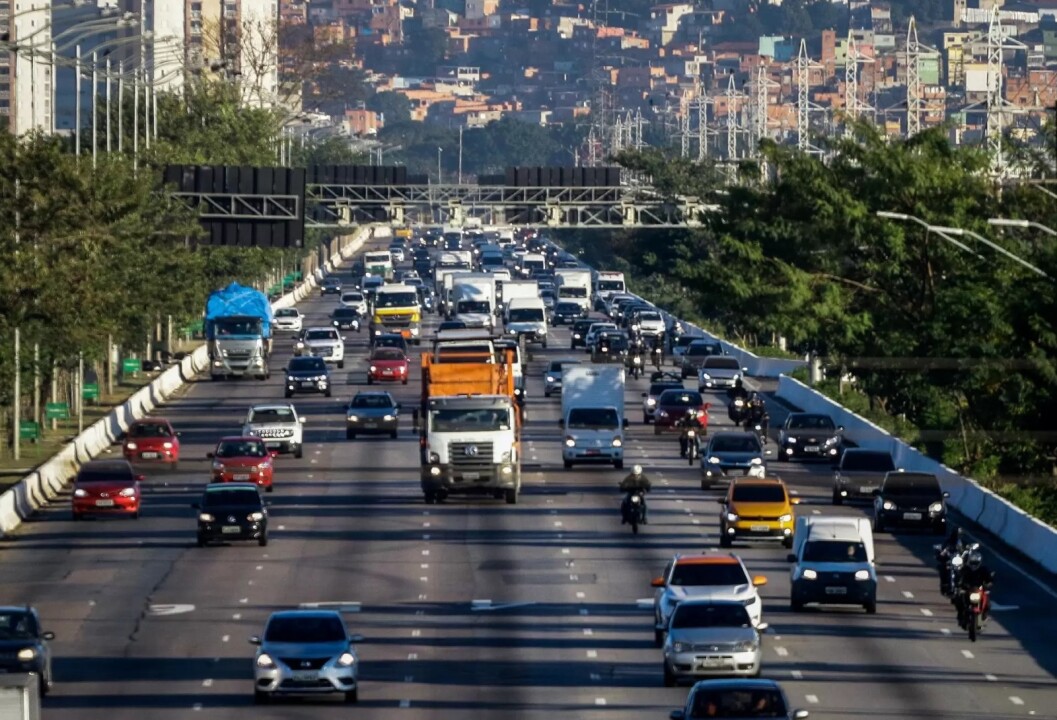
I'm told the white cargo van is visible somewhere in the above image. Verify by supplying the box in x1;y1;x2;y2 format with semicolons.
561;365;628;469
505;297;548;347
788;516;877;614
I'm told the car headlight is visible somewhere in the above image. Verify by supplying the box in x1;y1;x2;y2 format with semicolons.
701;372;711;380
546;375;556;383
126;442;138;450
74;488;88;497
801;569;818;580
824;436;840;446
248;512;265;522
646;398;656;406
369;366;377;372
337;652;356;666
778;513;792;522
854;570;871;581
750;457;763;465
162;441;174;449
671;641;687;653
882;500;896;511
383;414;395;421
257;462;270;471
611;437;622;447
733;639;759;652
725;512;738;522
785;436;796;443
708;456;720;464
256;653;275;668
565;437;576;447
929;501;943;513
429;452;440;463
119;487;137;498
573;333;581;339
213;461;225;471
16;648;36;662
199;513;215;522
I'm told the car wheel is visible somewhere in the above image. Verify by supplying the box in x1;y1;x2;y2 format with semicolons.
131;510;140;520
563;460;573;469
265;485;274;493
719;533;732;548
258;533;268;547
505;489;518;505
284;391;293;398
424;492;436;504
338;360;345;369
864;599;877;614
347;431;356;440
790;598;804;612
390;430;398;439
832;491;843;505
402;378;408;385
325;388;332;397
663;664;676;688
196;534;206;548
614;460;624;470
873;515;884;533
294;445;303;459
782;536;793;549
654;628;664;648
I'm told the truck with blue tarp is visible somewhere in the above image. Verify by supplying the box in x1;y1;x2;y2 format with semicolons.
204;283;273;381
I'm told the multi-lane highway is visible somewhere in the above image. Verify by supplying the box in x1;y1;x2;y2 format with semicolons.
3;236;1056;719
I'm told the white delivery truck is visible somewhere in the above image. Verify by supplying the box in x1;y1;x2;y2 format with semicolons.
554;268;592;313
594;270;627;310
505;297;548;347
520;252;547;278
451;273;498;329
501;280;540;321
788;516;878;614
561;365;627;469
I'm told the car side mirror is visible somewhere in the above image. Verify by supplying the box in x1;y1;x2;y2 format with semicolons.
752;575;767;587
191;502;200;509
787;553;797;562
42;631;55;641
136;474;146;482
249;636;262;645
791;497;801;505
670;711;686;720
299;417;306;423
650;577;665;588
756;622;769;632
206;452;214;458
269;450;279;458
942;491;950;499
623;418;630;428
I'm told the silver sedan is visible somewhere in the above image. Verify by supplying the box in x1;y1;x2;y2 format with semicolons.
663;600;764;686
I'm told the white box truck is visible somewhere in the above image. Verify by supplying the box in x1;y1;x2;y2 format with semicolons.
501;280;540;321
451;274;498;329
561;365;627;469
555;268;592;313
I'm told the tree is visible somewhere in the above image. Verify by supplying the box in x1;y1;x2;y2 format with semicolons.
367;91;412;125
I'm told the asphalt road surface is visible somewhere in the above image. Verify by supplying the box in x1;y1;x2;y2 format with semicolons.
3;241;1056;720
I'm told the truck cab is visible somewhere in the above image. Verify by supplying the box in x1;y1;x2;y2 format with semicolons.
369;284;422;344
208;315;270;381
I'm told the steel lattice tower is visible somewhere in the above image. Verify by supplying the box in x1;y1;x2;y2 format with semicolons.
906;17;922;137
986;6;1006;175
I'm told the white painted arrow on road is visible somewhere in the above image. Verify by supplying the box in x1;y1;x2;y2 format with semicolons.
149;604;195;616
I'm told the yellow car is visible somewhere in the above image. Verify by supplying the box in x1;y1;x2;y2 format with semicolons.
718;477;799;548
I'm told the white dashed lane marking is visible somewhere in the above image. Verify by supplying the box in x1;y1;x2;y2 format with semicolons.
202;679;213;688
962;650;975;659
1010;697;1025;706
985;673;998;682
805;695;819;704
920;608;933;617
586;650;598;658
902;591;914;599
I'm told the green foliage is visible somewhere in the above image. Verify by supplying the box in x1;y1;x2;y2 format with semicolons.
984;479;1057;526
367;91;412;125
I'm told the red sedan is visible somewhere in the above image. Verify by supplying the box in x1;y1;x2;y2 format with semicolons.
207;436;276;492
123;418;181;469
72;460;143;520
653;389;710;434
367;347;410;385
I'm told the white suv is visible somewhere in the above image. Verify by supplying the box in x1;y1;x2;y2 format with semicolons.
242;404;305;458
651;552;767;647
273;307;303;332
340;291;368;316
297;327;346;368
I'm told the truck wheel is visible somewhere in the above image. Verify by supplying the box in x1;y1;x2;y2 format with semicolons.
701;479;712;491
338;360;345;369
284;391;293;398
505;489;518;505
719;533;732;548
346;430;356;440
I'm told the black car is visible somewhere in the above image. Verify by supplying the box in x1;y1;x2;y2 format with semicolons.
570;319;594;349
193;483;268;547
320;276;343;295
551;301;584;325
372;332;409;353
778;413;843;461
833;449;896;504
437;320;467;332
872;471;949;534
331;307;362;331
284;356;332;398
0;606;54;696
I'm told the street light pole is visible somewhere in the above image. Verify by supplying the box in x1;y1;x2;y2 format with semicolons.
930;225;1051;279
458;126;463;185
91;49;97;168
437;146;443;185
105;55;111;153
988;217;1057;238
875;211;979;255
74;44;81;155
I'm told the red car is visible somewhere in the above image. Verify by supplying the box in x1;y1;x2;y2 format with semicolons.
72;460;143;520
367;347;410;385
207;436;276;492
653;389;710;434
123;418;180;469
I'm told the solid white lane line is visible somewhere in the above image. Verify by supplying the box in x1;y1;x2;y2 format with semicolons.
962;650;975;659
1010;697;1025;706
902;591;914;599
805;695;819;704
920;608;933;617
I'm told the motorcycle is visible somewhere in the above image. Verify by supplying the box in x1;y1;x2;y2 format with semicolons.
682;427;700;465
652;346;663;370
934;539;968;597
728;397;749;425
963;583;990;641
621;491;647;534
629;353;644;378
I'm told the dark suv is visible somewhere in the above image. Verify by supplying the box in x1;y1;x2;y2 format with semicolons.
193;482;269;547
0;606;54;696
872;471;949;534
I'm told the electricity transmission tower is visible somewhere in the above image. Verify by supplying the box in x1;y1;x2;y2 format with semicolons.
796;39;824;156
985;6;1027;177
844;32;875;136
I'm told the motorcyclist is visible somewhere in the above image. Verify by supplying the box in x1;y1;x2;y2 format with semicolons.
936;527;965;596
619;465;653;524
596;332;612;356
675;408;706;458
744;391;769;440
650;334;664;368
628;338;645;377
954;550;995;628
726;377;749;403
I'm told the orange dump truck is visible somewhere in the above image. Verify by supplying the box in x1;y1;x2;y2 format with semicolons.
418;352;521;504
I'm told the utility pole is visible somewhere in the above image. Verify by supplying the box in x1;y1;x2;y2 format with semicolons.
13;329;20;462
77;352;84;434
458;126;463;185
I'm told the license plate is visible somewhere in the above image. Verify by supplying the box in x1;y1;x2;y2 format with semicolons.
291;670;317;682
301;381;315;388
222;526;242;534
750;525;770;532
141;452;159;459
363;423;377;429
265;442;281;448
586;449;600;455
233;474;250;480
383;368;393;375
903;512;922;520
825;586;847;595
804;445;820;452
859;486;875;494
463;472;480;481
696;657;727;668
95;499;115;507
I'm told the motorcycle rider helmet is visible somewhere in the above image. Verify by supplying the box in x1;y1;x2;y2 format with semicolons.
632;464;643;476
734;378;743;389
967;551;982;570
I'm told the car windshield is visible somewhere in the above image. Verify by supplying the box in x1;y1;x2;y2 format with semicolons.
731;484;786;503
556;303;581;312
883;476;942;496
787;414;835;430
128;423;171;438
342;294;363;302
550;361;577;371
567;408;619;429
265;615;346;644
639;311;661;321
659;391;702;407
669;563;749;587
323;278;340;286
711;436;762;453
439;322;466;331
649;383;683;396
457;301;491;314
0;611;38;640
350;395;395;409
249;408;295;423
203;489;260;508
687;342;722;356
509;308;544;322
671;603;751;629
689;689;788;718
597;279;624;292
803;541;868;563
558;287;587;298
675;336;697;348
372;348;405;361
377;337;406;349
215;440;267;458
377;292;419;308
288;358;326;372
842;451;896;472
275;309;299;318
77;464;133;482
334;309;359;318
573;321;593;333
306;330;339;341
365;253;390;265
705;357;741;370
589;325;616;334
431;408;511;432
